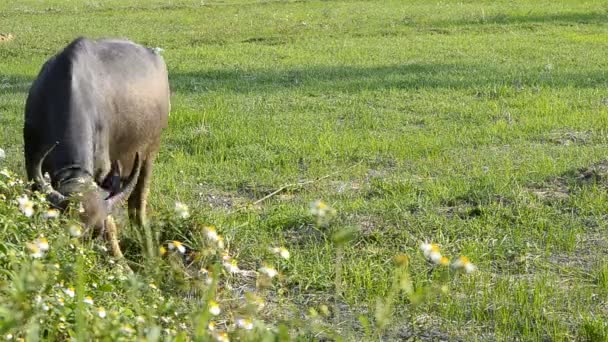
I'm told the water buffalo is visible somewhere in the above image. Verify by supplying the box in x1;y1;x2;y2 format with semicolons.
23;37;170;258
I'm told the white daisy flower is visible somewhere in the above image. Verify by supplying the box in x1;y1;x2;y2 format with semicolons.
208;300;221;316
235;317;253;330
17;195;34;217
44;209;60;219
168;241;186;254
259;266;278;278
174;202;190;219
64;287;75;298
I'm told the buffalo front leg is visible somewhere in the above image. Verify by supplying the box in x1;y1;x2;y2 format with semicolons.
104;215;123;258
128;158;153;227
104;215;133;273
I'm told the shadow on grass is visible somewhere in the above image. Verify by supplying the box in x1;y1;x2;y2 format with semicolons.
4;62;607;96
450;11;608;26
170;63;608;94
0;74;33;95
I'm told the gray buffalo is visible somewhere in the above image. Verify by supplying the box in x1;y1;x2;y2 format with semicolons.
23;37;170;258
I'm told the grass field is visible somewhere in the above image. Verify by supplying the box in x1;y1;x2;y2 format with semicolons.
1;0;608;340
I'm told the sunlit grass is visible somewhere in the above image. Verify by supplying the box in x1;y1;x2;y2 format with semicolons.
1;0;608;340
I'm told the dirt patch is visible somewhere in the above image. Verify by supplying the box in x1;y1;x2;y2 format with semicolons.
197;185;250;210
574;160;608;185
436;204;485;219
528;178;570;201
436;195;510;220
330;180;362;194
545;130;592;146
0;33;14;43
241;36;289;46
548;230;608;274
528;159;608;201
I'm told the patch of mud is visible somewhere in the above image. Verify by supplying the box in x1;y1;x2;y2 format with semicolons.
197;185;250;210
235;182;276;200
283;223;324;246
437;195;510;219
545;130;592;146
529;159;608;201
575;160;608;184
329;180;362;194
436;204;484;220
0;33;14;43
241;36;288;46
391;316;456;342
528;178;570;201
548;231;608;274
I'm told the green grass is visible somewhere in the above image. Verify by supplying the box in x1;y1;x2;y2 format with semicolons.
2;0;608;340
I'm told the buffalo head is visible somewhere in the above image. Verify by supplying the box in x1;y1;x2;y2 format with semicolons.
33;142;141;235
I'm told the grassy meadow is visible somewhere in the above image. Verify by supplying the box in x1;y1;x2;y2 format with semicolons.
1;0;608;340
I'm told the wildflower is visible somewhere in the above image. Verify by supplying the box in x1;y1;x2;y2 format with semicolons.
42;303;50;311
216;235;225;249
163;328;176;336
259;266;278;278
235;317;254;330
97;307;107;318
419;242;434;257
17;195;34;217
67;224;82;237
27;243;44;258
309;199;335;217
420;242;443;264
204;226;219;241
439;256;450;266
37;238;49;251
223;259;239;274
0;148;5;159
159;246;167;256
136;316;146;324
208;300;221;316
168;241;186;254
452;256;477;273
43;209;60;219
149;283;158;290
271;247;290;259
121;325;135;334
83;296;94;305
213;332;229;342
174;202;190;219
208;321;216;331
27;237;49;258
201;268;214;285
64;287;75;298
